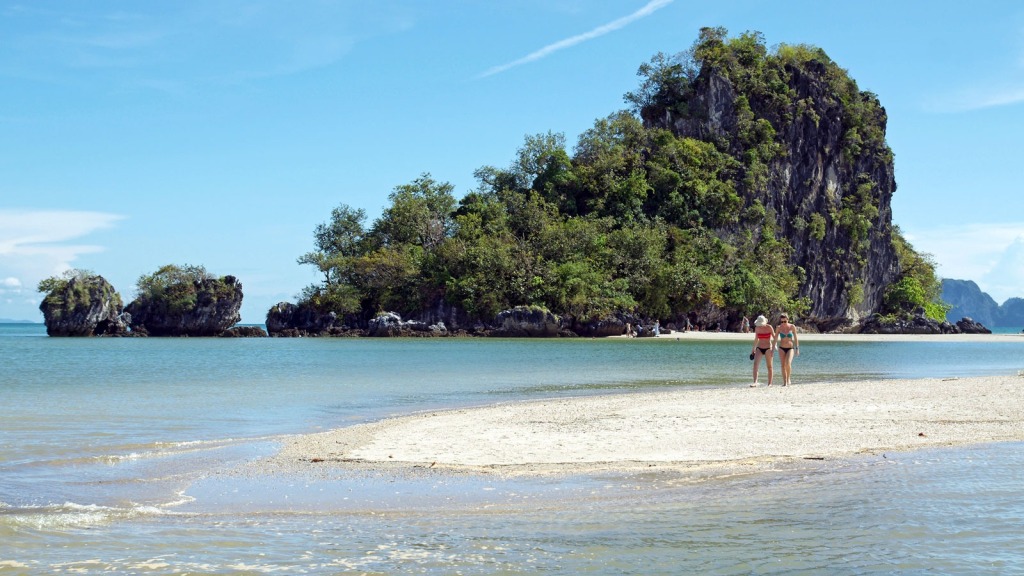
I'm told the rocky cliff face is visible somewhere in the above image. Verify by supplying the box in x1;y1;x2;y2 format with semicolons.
265;301;353;336
491;306;562;337
38;274;130;336
126;275;243;336
645;56;900;330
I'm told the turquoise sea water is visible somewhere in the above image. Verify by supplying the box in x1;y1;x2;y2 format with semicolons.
2;323;1024;574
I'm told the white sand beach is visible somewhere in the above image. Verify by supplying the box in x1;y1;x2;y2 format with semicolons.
263;365;1024;479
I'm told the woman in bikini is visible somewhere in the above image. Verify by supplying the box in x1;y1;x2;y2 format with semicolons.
750;315;774;387
774;313;799;386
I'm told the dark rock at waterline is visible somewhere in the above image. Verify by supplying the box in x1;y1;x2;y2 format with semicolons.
571;313;640;337
858;313;933;334
491;306;561;337
858;311;984;335
955;316;991;334
367;312;448;337
265;301;353;336
219;325;269;337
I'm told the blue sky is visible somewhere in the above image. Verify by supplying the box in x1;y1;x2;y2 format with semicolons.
2;0;1023;323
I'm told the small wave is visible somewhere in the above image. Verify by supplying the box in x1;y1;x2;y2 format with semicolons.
0;500;169;531
23;435;286;468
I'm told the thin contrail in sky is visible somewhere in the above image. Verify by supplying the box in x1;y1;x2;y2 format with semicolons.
478;0;674;78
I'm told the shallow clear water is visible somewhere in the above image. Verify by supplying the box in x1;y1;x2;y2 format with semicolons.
2;324;1024;573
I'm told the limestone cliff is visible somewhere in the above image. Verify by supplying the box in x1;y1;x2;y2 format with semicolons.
38;273;130;336
265;301;353;336
126;274;243;336
639;32;900;330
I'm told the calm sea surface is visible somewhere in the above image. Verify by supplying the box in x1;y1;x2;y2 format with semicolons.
2;323;1024;574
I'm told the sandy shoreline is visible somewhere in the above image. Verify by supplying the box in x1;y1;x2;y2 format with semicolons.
257;371;1024;480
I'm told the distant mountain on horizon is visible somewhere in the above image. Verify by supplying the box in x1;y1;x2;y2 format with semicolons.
941;279;1024;328
0;318;39;324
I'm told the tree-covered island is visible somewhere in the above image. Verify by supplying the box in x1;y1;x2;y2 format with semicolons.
37;28;966;337
269;27;950;337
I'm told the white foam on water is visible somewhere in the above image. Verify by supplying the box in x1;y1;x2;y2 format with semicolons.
1;500;169;532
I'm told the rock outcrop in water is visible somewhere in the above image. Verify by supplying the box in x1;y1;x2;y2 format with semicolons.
125;267;243;336
265;302;354;336
272;29;942;336
858;311;991;334
38;273;131;336
37;266;259;337
955;316;992;334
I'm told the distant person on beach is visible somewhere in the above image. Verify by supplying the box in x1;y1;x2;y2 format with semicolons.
750;315;774;387
774;313;799;386
741;315;750;333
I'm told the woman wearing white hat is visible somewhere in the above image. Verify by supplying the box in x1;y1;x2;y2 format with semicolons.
750;315;774;387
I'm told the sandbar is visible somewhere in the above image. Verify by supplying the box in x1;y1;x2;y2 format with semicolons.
259;372;1024;479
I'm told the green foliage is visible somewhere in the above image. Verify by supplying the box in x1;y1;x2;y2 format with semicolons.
352;245;424;313
135;264;226;316
569;112;651;222
511;131;571;194
37;269;118;319
299;282;361;316
370;173;456;250
38;269;91;295
296;202;368;314
723;229;805;316
297;203;367;289
848;283;865;306
645;130;742;227
885;226;951;321
883;276;926;312
808;213;827;241
291;27;919;330
625;51;697;120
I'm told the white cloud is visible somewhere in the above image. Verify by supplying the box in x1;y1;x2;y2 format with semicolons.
0;210;124;316
904;223;1024;302
478;0;674;78
0;276;26;306
927;83;1024;113
981;237;1024;303
0;210;124;254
